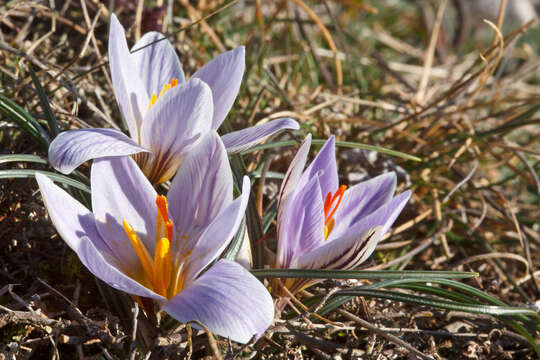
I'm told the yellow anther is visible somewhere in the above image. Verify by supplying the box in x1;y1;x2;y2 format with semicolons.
149;94;158;108
153;237;172;297
123;219;154;283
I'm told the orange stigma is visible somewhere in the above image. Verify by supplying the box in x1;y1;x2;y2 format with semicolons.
323;185;346;239
149;78;178;109
156;195;173;240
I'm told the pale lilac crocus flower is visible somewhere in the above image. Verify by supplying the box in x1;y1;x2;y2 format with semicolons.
48;14;298;184
37;132;273;343
274;134;411;299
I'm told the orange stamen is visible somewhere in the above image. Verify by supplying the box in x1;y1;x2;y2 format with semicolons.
324;185;346;225
156;195;173;240
148;78;178;109
323;192;333;216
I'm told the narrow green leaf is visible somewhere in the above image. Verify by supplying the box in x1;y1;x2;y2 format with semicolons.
336;278;536;324
262;208;277;234
395;283;480;304
241;139;422;162
28;64;60;137
316;294;355;317
336;289;539;317
250;268;477;280
0;154;48;165
503;319;540;358
0;93;50;148
0;169;90;193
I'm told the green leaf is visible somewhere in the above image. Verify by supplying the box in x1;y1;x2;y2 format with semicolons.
0;169;90;193
262;208;277;234
316;294;355;317
336;288;539;317
241;139;422;162
503;319;540;358
0;154;48;165
28;64;60;137
0;93;50;149
250;268;477;280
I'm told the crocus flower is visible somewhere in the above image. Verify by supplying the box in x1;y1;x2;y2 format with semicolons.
48;14;298;184
274;135;411;297
37;132;274;343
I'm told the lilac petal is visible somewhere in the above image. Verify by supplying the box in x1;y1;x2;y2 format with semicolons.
78;238;164;301
277;175;324;269
180;176;251;283
163;259;273;344
235;231;253;269
192;47;245;129
131;31;185;98
168;131;232;244
278;134;312;208
139;78;213;184
297;191;411;271
329;172;397;241
221;118;300;154
296;136;338;200
109;14;149;140
48;128;149;174
35;174;163;301
91;157;158;272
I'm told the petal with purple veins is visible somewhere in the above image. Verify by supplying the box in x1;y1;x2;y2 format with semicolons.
329;172;397;240
131;31;185;97
296;135;338;200
278;134;312;208
221;118;299;154
48;128;149;174
35;173;163;301
139;78;213;184
192;47;245;129
277;175;324;269
163;259;273;344
109;14;149;140
91;157;158;271
296;191;411;272
179;176;251;284
168;131;232;244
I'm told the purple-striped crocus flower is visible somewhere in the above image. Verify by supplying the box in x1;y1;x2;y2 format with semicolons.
48;14;298;184
37;132;274;343
274;135;411;297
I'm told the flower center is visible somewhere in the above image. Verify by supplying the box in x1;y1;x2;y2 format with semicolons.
323;185;346;239
148;78;178;109
122;195;177;299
